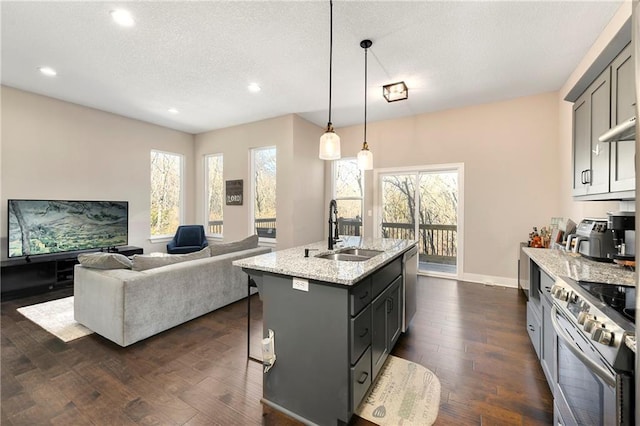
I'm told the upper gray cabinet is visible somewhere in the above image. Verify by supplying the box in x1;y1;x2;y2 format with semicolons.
572;42;635;200
610;43;635;193
572;70;611;196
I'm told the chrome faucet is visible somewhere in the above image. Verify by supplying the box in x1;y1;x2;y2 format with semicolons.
328;199;340;250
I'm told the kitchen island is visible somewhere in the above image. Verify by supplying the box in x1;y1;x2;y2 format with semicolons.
233;237;417;426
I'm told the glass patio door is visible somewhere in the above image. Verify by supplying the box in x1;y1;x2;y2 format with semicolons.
377;165;461;276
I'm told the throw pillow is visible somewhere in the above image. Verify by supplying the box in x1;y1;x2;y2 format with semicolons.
77;252;133;270
131;246;210;271
209;234;259;257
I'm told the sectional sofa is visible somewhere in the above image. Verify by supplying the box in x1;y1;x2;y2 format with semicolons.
73;236;269;347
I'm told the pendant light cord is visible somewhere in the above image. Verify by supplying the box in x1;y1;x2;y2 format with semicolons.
364;45;368;144
328;0;334;126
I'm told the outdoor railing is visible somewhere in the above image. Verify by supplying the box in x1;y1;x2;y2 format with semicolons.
208;220;223;234
382;222;457;264
210;217;456;263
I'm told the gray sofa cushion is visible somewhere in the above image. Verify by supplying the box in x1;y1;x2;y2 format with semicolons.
131;246;210;271
209;234;258;257
77;252;133;270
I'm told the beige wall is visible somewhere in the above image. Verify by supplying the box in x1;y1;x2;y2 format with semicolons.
0;86;195;258
334;92;561;286
194;114;324;249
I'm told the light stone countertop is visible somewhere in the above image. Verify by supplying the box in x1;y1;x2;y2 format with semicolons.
523;247;636;286
625;334;636;354
232;236;417;286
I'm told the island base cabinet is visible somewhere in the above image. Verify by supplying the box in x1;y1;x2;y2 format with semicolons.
259;274;350;426
371;276;403;380
251;257;405;425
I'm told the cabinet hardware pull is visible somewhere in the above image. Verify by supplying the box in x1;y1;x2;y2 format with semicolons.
528;325;535;331
357;372;369;384
585;169;591;184
359;328;369;338
359;291;368;300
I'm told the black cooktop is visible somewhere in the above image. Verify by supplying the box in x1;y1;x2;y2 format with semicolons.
577;280;636;322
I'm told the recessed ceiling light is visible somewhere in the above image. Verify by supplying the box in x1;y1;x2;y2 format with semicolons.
38;67;57;77
110;9;135;27
248;83;261;93
168;108;179;114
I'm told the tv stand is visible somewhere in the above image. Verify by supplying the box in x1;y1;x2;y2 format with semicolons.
1;246;143;300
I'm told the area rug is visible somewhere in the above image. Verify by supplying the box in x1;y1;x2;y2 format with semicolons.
17;296;93;342
356;355;441;426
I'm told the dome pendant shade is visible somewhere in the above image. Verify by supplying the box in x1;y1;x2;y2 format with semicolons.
357;143;373;170
320;0;340;160
319;125;341;160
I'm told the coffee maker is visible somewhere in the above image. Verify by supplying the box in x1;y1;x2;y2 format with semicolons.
607;211;635;260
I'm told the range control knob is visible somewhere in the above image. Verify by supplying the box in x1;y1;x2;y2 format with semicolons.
568;292;579;303
592;327;614;346
551;284;564;299
558;289;570;301
577;311;590;325
584;319;601;333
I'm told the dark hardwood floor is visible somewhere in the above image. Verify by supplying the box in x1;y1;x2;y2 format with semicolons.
1;277;553;425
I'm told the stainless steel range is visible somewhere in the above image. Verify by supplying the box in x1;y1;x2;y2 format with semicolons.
550;276;635;425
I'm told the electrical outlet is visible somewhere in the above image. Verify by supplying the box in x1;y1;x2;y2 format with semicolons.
293;278;309;292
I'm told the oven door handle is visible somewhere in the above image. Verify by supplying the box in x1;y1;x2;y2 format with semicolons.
550;305;616;387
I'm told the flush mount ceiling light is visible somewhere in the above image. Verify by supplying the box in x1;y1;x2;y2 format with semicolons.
248;83;261;93
319;0;341;160
383;81;408;102
38;66;57;77
110;9;135;27
168;108;179;114
357;39;373;171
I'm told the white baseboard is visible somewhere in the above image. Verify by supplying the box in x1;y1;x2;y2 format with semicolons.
460;273;518;289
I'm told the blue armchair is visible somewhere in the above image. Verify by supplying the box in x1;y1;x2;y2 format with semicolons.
167;225;208;254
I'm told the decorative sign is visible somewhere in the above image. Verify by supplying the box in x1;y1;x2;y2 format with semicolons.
226;179;243;206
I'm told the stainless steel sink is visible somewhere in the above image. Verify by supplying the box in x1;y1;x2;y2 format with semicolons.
336;248;383;258
316;248;383;262
315;253;371;262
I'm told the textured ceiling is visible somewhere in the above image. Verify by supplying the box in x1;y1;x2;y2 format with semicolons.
1;1;624;134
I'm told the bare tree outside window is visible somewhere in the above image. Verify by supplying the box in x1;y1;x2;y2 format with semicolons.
252;147;276;239
380;169;459;274
150;150;182;236
334;159;363;236
206;154;224;235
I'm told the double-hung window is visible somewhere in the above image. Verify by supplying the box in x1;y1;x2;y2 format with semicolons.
333;158;364;236
205;154;224;237
150;150;184;237
250;147;276;241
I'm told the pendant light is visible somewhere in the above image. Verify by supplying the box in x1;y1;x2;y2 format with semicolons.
319;0;341;160
357;39;373;170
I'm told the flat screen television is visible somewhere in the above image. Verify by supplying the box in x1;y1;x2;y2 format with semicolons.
8;199;128;259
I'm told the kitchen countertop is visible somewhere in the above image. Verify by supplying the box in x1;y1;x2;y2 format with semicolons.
232;236;417;285
523;247;635;286
625;334;636;354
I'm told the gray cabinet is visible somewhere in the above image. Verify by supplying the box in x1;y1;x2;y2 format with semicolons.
371;275;402;379
610;43;635;193
572;70;611;196
525;262;555;394
540;285;556;394
255;255;404;425
572;43;635;200
526;301;541;359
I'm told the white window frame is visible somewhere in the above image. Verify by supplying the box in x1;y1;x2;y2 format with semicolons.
331;157;365;235
204;153;224;239
149;149;185;243
249;146;277;246
373;163;464;279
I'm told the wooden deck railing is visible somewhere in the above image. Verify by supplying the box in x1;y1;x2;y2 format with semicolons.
382;222;457;264
211;217;455;263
